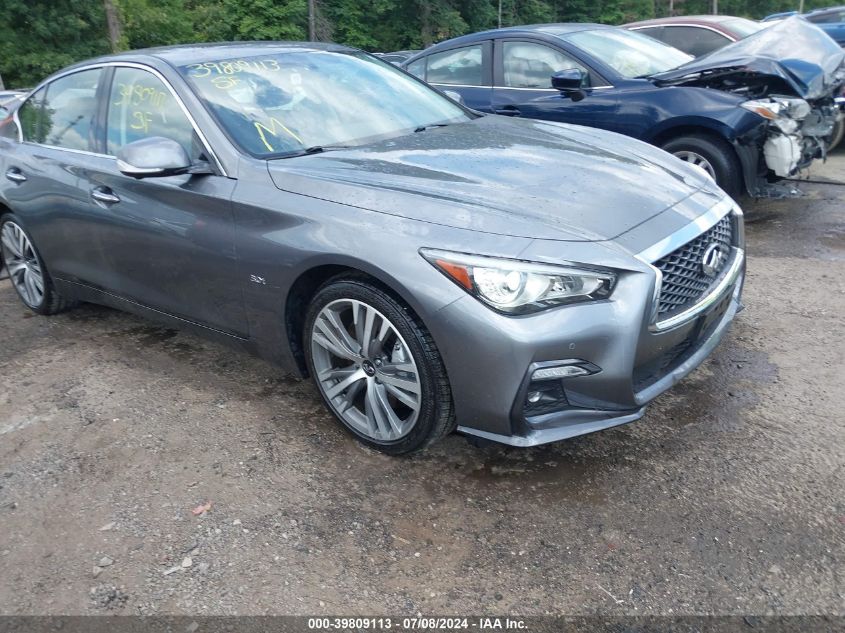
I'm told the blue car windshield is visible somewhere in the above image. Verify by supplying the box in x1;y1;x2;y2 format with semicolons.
562;29;693;78
179;50;470;157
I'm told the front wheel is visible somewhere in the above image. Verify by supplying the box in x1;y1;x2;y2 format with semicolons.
660;134;742;198
0;215;76;315
826;116;845;152
304;276;455;454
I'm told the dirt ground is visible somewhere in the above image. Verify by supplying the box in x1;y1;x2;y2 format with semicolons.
0;155;843;618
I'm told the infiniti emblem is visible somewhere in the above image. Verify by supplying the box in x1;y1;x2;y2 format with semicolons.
701;243;726;278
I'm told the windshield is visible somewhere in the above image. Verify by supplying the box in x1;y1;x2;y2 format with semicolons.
562;29;693;78
724;18;765;38
179;50;470;158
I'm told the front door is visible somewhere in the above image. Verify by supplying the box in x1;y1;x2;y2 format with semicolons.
78;65;247;336
491;39;619;127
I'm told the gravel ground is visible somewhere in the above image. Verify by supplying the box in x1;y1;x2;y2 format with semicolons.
0;156;843;617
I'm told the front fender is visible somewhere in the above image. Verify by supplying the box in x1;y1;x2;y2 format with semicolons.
612;85;761;143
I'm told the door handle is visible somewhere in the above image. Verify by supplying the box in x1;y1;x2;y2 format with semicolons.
493;106;520;116
5;168;26;183
90;188;121;206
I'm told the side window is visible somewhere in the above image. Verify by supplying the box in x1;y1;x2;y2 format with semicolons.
41;68;104;151
659;26;731;57
426;45;485;86
502;41;592;89
807;12;842;24
406;58;426;80
633;26;665;42
16;87;48;143
107;67;197;158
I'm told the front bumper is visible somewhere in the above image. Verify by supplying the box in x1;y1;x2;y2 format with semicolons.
428;199;745;447
741;97;841;197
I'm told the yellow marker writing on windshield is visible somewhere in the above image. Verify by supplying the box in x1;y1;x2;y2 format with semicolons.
254;117;303;152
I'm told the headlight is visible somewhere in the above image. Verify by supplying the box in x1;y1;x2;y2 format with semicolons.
741;98;810;134
421;249;616;314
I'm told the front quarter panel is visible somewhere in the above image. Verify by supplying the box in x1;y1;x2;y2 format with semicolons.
229;157;534;372
616;84;765;143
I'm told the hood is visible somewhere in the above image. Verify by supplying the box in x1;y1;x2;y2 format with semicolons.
267;116;722;242
650;16;845;100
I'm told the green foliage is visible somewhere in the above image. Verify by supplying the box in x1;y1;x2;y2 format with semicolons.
118;0;197;49
209;0;309;41
0;0;111;88
0;0;831;88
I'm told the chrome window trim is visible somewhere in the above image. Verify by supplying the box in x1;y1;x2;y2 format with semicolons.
636;196;743;332
429;82;488;89
430;82;614;91
492;85;615;91
628;23;738;42
12;61;227;177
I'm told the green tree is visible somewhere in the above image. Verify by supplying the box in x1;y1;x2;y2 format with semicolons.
197;0;308;41
117;0;198;49
0;0;830;89
0;0;111;88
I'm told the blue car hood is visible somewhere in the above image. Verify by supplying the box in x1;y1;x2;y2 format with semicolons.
651;16;845;100
268;116;722;242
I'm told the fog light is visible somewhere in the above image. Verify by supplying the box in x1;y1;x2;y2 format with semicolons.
532;363;594;381
523;380;568;415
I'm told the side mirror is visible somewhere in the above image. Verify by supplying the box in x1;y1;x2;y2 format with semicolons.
442;89;465;105
116;136;193;179
551;68;587;102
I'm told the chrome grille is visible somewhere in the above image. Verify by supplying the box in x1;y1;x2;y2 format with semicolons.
654;215;733;317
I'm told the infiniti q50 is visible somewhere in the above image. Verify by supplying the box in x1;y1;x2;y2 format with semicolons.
0;43;745;454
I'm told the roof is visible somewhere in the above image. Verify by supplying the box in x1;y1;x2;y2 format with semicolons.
415;23;612;52
624;14;749;28
63;41;356;72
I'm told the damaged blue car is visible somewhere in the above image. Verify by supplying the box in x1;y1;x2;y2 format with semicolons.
404;17;845;197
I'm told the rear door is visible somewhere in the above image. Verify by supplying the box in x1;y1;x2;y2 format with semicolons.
76;64;247;335
406;41;494;112
491;38;618;127
0;68;109;285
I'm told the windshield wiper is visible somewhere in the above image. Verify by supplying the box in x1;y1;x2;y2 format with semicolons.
277;145;353;159
414;123;451;133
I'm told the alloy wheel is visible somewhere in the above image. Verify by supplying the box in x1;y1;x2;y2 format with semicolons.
673;150;716;180
310;298;422;442
1;221;44;308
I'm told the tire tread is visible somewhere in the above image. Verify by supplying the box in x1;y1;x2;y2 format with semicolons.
305;272;456;454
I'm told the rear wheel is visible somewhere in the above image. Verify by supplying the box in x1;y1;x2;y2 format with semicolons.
660;134;742;198
0;215;76;315
304;276;455;454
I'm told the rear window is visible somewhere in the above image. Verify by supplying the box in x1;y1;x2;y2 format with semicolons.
40;68;103;152
723;18;765;38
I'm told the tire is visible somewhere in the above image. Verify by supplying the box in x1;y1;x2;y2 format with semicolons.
660;134;743;199
304;275;455;454
826;117;845;152
0;214;76;315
